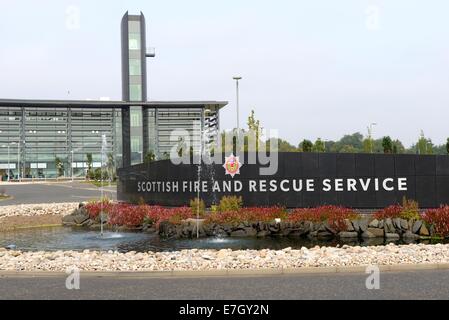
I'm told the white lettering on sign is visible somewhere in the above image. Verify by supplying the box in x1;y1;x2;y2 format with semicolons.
398;178;407;191
136;178;408;194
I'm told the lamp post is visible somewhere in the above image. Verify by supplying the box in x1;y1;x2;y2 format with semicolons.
233;77;242;134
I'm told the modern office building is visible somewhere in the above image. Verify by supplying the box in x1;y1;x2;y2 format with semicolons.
0;12;227;180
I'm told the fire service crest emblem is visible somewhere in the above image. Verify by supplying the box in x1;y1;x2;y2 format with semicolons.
223;154;243;178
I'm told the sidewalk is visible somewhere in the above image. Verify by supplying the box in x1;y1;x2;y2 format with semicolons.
0;180;83;186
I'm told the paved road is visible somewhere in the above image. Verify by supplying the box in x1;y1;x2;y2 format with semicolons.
1;270;448;300
0;182;116;206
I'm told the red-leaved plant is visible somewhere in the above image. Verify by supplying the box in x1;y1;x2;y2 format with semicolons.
422;206;449;238
84;201;195;228
84;199;113;219
205;207;287;225
108;204;150;227
288;206;359;232
373;205;403;220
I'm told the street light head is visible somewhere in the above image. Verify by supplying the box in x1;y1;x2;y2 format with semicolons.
233;77;242;80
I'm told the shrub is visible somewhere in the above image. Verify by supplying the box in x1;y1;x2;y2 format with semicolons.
84;198;113;219
301;139;313;152
288;206;359;232
145;206;194;228
205;206;286;225
382;136;393;154
374;205;403;220
138;197;146;206
422;206;449;238
242;206;287;222
400;197;420;220
108;204;148;227
168;207;195;225
217;196;243;212
373;198;420;221
84;200;196;228
145;206;170;227
92;168;109;181
190;198;206;216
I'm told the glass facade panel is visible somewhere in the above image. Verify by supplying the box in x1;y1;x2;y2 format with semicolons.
0;107;22;180
114;109;123;168
129;59;141;76
128;50;141;59
156;108;203;157
131;137;141;153
130;106;143;165
146;109;157;156
128;33;141;50
0;103;219;179
129;84;142;101
0;106;119;180
128;20;140;33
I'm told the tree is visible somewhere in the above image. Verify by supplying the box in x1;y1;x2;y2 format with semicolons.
427;140;434;155
446;138;449;155
363;126;375;153
176;137;186;157
340;145;357;153
338;133;364;151
267;138;299;152
417;130;433;155
106;153;115;182
144;151;156;164
313;138;325;153
162;152;170;160
55;157;64;177
86;153;93;179
247;110;263;151
392;139;405;154
363;138;373;153
301;139;313;152
392;144;398;154
247;110;261;135
382;136;393;154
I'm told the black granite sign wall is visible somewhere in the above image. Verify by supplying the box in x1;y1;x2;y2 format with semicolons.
117;153;449;209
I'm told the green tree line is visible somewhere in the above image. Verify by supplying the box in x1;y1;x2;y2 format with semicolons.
225;110;449;155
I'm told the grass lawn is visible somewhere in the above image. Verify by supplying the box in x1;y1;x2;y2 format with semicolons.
0;194;12;201
83;181;117;188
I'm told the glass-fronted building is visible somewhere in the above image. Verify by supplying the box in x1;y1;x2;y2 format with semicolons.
0;100;225;180
0;12;227;180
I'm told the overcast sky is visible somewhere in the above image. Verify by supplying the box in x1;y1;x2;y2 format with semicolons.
1;0;448;147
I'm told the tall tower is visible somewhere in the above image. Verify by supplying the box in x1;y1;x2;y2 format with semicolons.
121;11;155;166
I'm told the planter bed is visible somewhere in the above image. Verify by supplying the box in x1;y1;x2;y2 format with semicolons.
62;201;448;241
